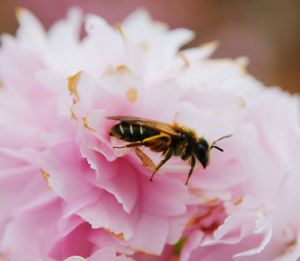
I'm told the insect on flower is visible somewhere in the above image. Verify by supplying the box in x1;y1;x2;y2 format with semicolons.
107;116;231;185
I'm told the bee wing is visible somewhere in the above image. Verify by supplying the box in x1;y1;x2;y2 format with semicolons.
107;115;180;136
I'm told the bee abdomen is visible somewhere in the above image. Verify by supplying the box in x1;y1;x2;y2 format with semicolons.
110;122;159;142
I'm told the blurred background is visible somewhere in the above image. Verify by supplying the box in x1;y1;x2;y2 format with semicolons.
0;0;299;93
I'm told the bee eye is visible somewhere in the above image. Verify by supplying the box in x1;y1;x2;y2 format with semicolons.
180;133;187;139
195;139;209;168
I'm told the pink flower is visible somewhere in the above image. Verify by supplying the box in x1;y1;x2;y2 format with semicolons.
1;6;300;261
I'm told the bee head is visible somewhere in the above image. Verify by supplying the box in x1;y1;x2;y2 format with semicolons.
195;138;210;168
196;135;231;168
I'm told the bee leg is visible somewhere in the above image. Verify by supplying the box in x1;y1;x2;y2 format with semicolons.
185;156;196;185
150;149;173;182
113;141;143;149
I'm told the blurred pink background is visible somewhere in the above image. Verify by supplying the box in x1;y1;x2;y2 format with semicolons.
1;0;299;93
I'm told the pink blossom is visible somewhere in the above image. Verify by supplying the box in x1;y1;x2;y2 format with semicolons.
0;6;300;261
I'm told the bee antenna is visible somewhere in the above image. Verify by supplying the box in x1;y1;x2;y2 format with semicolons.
211;146;223;152
210;134;232;151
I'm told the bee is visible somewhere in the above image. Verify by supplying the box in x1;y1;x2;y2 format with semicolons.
107;116;231;185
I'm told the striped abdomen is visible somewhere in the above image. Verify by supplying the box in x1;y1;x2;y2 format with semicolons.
110;122;159;142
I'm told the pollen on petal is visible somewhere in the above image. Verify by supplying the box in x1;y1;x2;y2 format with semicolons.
139;41;150;53
179;51;190;67
70;108;78;120
40;168;49;181
115;64;130;73
104;64;133;76
40;169;52;189
234;197;244;205
68;71;81;102
82;115;95;132
104;228;125;240
126;87;138;103
133;247;158;256
115;22;125;38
